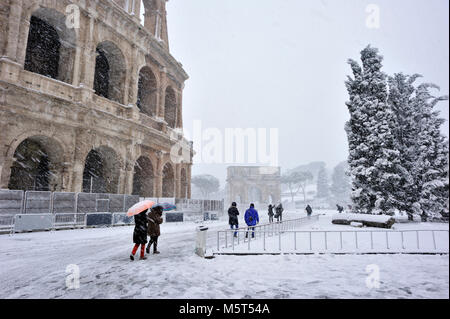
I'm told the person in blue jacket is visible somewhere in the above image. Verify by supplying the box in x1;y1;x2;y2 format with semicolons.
245;203;259;239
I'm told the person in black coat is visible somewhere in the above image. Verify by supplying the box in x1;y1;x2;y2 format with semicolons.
268;205;274;223
228;202;240;237
275;204;284;222
130;209;148;261
336;204;344;213
306;205;313;216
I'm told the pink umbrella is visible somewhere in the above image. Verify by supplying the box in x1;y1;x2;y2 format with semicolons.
127;200;156;217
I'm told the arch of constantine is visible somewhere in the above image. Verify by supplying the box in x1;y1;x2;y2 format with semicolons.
226;166;281;206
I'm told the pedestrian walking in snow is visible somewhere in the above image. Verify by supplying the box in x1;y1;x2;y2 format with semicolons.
245;203;259;239
146;205;164;254
130;209;148;261
306;204;313;217
228;202;240;237
275;203;284;222
268;204;274;223
336;204;344;214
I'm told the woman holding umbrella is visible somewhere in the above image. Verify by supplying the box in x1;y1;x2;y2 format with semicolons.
130;209;148;261
127;200;155;261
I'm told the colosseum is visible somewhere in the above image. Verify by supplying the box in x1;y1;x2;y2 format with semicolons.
0;0;193;198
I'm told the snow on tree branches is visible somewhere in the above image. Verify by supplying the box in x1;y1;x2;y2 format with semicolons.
345;45;449;220
345;46;402;215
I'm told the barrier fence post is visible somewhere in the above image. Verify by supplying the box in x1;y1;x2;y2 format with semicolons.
386;232;389;250
217;231;220;251
11;215;16;236
294;232;297;251
279;231;281;251
401;231;405;250
225;230;228;249
370;232;374;250
232;231;235;251
416;231;420;250
432;231;436;250
263;230;266;251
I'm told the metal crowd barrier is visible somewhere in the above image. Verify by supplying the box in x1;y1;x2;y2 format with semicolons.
5;212;137;234
216;227;449;254
13;214;53;233
217;215;320;251
0;215;15;233
53;213;87;229
112;213;134;226
175;198;224;213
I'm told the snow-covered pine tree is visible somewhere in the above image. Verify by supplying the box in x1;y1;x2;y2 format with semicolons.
316;166;330;199
387;73;423;216
412;83;449;219
345;46;402;214
330;161;352;205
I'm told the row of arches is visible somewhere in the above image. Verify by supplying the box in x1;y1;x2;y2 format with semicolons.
7;136;189;198
231;186;278;205
23;7;179;128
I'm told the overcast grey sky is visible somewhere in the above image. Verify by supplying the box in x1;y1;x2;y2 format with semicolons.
166;0;449;187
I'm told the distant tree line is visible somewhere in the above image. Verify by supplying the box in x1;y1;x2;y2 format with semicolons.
281;161;352;207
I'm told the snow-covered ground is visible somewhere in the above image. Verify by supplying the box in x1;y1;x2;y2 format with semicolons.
0;210;448;299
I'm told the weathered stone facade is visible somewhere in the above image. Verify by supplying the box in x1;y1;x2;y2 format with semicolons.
0;0;193;198
227;166;281;205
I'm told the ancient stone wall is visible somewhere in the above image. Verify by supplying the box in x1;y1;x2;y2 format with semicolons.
0;0;192;198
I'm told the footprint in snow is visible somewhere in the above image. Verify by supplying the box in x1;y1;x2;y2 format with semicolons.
399;287;412;295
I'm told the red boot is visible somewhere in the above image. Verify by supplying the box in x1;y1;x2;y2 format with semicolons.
139;244;147;260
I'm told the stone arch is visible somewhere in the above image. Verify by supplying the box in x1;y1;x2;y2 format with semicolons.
137;66;158;116
132;156;154;197
162;162;175;197
24;7;77;84
82;146;121;194
164;86;177;128
7;135;65;191
231;185;246;204
94;41;127;104
248;186;262;204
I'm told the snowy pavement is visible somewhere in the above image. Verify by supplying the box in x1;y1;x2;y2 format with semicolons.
0;211;448;299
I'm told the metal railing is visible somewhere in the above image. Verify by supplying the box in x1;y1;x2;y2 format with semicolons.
112;212;134;226
5;212;135;234
0;215;15;232
217;215;320;251
53;213;87;229
215;228;449;254
175;198;225;214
